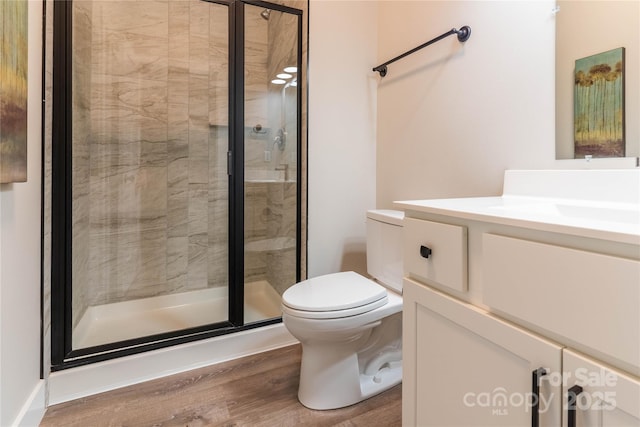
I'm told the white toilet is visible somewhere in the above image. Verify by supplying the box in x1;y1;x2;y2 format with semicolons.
282;209;404;410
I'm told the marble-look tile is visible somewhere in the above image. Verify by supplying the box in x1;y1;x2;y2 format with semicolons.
188;233;208;290
208;87;228;127
167;157;188;238
88;215;168;305
92;0;168;75
167;103;190;240
168;104;189;151
168;65;189;104
209;132;228;178
245;251;267;283
189;158;209;184
91;1;169;38
188;131;209;165
88;142;141;181
267;247;297;296
90;0;169;82
188;183;208;235
60;0;307;316
167;236;188;291
71;0;94;329
244;182;267;238
207;243;228;288
208;5;228;126
169;1;189;62
188;75;210;119
91;36;169;82
90;75;169;145
188;1;210;78
207;126;229;289
90;167;168;221
207;217;228;288
140;141;168;168
244;11;269;127
243;180;298;293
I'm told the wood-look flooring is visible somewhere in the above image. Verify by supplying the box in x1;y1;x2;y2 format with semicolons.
40;344;402;427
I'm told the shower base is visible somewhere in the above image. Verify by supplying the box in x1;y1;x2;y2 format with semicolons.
73;281;282;349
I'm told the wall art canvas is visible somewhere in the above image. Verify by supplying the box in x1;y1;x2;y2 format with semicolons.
574;47;625;158
0;0;28;183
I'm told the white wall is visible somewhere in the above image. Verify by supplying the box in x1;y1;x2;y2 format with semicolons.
377;1;556;207
0;1;44;425
307;0;378;277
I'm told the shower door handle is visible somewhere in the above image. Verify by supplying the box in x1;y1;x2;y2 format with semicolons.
227;151;233;176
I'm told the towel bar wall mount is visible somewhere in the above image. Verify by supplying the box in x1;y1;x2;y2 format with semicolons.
373;25;471;77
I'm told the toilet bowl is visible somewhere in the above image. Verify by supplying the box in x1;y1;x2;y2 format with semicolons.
282;210;404;410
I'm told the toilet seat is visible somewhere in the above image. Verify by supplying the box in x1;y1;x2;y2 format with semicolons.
282;296;388;319
282;272;388;320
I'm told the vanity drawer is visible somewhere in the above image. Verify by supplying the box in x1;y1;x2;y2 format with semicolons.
404;218;467;292
483;233;640;373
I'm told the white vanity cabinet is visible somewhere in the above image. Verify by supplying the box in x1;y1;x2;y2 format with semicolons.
403;279;563;426
397;169;640;427
562;349;640;427
401;216;640;427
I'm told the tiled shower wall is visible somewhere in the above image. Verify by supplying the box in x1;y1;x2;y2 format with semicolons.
43;0;308;364
244;6;300;293
71;0;232;325
69;0;305;325
71;0;93;330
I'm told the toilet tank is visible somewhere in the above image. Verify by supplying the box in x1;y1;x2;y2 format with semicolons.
366;209;404;293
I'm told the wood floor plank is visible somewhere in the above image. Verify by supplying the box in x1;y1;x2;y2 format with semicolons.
40;345;402;427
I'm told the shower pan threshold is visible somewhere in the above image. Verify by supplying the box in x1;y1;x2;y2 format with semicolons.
72;281;283;349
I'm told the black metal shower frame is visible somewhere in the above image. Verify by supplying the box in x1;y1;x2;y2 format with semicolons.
51;0;304;370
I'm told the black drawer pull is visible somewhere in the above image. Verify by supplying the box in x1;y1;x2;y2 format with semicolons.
567;385;583;427
531;367;548;427
420;245;432;259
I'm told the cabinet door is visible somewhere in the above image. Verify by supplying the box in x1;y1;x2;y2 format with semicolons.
403;278;563;426
563;349;640;427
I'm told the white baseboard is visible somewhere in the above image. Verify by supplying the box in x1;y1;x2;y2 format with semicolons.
48;323;297;405
12;380;46;427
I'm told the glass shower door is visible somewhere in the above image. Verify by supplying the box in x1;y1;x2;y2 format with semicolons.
68;0;231;350
52;0;306;368
243;3;301;323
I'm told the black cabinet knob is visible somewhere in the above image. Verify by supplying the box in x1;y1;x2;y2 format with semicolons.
420;245;432;259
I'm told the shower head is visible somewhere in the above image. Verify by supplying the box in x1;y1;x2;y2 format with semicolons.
260;9;271;20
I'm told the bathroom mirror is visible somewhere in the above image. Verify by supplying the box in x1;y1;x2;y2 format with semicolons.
555;1;639;160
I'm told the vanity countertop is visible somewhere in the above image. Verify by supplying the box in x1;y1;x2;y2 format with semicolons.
395;196;639;245
395;169;640;246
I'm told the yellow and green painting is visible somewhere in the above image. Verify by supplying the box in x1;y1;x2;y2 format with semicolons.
574;47;625;158
0;0;28;183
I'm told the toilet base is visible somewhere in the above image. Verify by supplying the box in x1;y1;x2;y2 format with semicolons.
297;347;402;410
296;313;402;410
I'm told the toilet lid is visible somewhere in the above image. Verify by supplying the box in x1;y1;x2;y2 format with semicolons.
282;295;388;319
282;271;387;312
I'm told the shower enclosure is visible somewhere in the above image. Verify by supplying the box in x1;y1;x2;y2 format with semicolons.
51;0;306;368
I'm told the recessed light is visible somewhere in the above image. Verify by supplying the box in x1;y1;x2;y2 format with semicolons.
271;79;286;85
277;73;292;79
283;66;297;73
